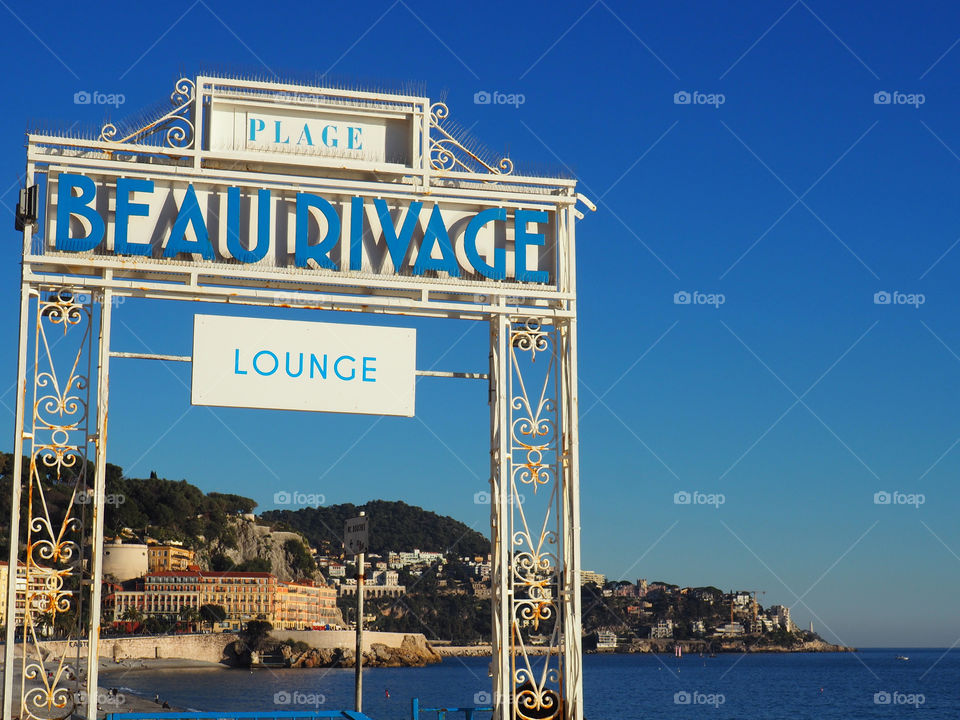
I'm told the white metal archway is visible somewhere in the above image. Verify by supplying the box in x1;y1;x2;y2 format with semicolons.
4;75;593;720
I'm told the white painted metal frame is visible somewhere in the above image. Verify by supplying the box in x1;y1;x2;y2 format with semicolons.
4;74;592;720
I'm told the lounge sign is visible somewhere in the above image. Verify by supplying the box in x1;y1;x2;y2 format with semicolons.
191;314;416;416
47;172;555;285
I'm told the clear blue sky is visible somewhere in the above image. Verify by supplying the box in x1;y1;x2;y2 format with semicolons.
1;1;959;648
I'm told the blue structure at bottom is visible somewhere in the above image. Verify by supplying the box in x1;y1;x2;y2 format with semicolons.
105;713;373;720
410;699;493;719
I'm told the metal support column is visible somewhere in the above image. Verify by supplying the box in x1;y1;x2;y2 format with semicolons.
2;282;33;720
560;317;584;720
84;288;113;720
489;315;511;720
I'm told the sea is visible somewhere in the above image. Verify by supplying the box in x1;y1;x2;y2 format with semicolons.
101;649;960;719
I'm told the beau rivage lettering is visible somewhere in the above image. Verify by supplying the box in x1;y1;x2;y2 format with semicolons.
52;173;552;283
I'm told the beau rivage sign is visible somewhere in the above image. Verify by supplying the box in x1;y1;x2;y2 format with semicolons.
28;76;585;309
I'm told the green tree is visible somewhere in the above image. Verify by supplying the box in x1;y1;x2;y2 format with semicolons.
199;604;227;631
178;606;200;632
283;539;316;578
242;619;274;651
235;558;271;573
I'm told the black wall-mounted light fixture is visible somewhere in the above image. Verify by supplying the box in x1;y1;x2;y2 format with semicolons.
14;185;38;232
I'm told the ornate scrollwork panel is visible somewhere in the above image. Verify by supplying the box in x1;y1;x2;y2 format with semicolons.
99;77;195;149
429;102;514;176
507;318;564;720
19;287;94;720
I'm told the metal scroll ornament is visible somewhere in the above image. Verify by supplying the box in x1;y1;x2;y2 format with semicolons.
508;318;563;720
99;77;195;148
20;288;94;720
429;102;514;175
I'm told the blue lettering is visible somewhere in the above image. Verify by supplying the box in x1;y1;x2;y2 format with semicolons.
295;193;340;270
249;118;266;141
349;196;364;271
347;126;363;150
226;187;271;263
464;207;506;280
164;184;214;260
309;353;327;379
253;350;279;376
234;349;247;375
362;356;376;382
285;352;304;378
114;177;154;256
55;174;104;252
334;355;356;381
274;120;290;144
297;123;314;146
414;204;460;277
514;209;549;283
321;125;338;148
374;199;422;272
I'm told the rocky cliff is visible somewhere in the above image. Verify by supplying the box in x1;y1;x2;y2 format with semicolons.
196;516;316;582
285;634;442;668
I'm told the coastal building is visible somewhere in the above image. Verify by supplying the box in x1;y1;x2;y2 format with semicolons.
472;581;491;599
337;572;406;599
714;622;745;637
636;578;649;597
757;617;776;632
102;542;149;582
0;561;50;628
650;619;674;639
107;569;336;630
274;580;338;629
767;605;794;631
147;543;196;573
596;630;618;650
389;549;446;569
690;619;706;636
580;570;606;588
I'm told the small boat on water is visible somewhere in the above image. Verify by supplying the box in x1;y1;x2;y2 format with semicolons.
896;655;909;661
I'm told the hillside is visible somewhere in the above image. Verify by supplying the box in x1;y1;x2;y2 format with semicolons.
262;500;489;556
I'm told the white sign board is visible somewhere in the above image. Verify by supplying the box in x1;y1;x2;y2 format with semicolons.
344;516;369;556
191;315;416;416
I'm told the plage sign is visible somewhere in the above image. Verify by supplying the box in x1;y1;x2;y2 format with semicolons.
191;315;416;416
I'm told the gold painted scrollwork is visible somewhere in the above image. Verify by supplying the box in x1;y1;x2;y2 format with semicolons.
508;318;564;720
19;287;93;720
429;101;514;176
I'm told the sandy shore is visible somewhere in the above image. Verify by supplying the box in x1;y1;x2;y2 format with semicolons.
0;655;224;718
